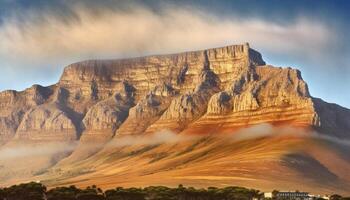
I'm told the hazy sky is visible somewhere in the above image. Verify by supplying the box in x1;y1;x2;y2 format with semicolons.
0;0;349;108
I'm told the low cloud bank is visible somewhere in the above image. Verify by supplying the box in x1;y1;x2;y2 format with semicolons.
108;130;194;147
0;142;78;160
231;123;350;146
0;131;190;161
231;123;307;141
0;124;349;161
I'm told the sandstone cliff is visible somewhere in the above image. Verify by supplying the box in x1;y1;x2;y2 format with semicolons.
0;85;53;144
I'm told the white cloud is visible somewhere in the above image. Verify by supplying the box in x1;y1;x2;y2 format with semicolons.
0;142;77;160
231;123;350;147
0;4;333;69
2;2;346;109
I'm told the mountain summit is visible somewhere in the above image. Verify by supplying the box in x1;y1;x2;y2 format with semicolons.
0;43;350;194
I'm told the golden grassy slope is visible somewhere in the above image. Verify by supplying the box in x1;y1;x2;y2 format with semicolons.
34;132;350;195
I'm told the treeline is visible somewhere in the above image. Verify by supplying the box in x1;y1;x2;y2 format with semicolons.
0;182;349;200
0;182;260;200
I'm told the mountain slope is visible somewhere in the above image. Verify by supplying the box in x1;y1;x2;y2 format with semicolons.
41;133;350;195
0;43;349;194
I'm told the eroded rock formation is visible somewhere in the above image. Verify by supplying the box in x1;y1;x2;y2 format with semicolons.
0;43;349;176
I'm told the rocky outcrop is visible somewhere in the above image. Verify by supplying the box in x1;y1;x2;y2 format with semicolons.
0;116;20;145
81;95;130;139
0;85;54;144
57;44;264;114
14;103;77;141
144;65;221;133
81;80;136;138
115;83;178;136
59;79;137;160
182;66;319;134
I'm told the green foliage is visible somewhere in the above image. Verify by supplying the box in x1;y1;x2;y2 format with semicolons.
0;189;5;200
76;193;105;200
47;185;82;200
105;187;145;200
328;195;350;200
330;194;343;200
75;185;105;200
104;185;263;200
2;182;46;200
0;182;349;200
47;185;105;200
271;190;280;200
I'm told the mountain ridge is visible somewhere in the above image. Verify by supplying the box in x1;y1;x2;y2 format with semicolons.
0;43;350;194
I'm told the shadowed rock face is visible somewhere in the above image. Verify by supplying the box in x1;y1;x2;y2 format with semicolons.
0;43;349;188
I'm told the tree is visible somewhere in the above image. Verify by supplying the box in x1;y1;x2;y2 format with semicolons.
105;187;145;200
4;182;46;200
76;186;105;200
272;190;279;200
0;188;5;200
76;193;105;200
330;194;342;200
47;185;82;200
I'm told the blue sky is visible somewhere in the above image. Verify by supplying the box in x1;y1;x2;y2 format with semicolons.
0;0;349;108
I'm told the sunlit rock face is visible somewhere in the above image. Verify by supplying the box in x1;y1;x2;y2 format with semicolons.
0;85;54;144
14;103;77;141
0;43;349;145
184;66;320;135
0;43;349;178
57;44;263;113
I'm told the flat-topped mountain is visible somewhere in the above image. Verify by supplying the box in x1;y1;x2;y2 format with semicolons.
0;43;350;194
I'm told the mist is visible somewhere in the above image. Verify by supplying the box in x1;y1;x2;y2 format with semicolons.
108;130;196;147
1;124;349;161
231;123;350;146
0;142;78;160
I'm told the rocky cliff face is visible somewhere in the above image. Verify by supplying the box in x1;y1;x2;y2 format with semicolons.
182;66;319;135
0;85;54;144
0;43;349;177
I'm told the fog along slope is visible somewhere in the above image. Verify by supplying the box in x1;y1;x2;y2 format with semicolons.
0;43;350;194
